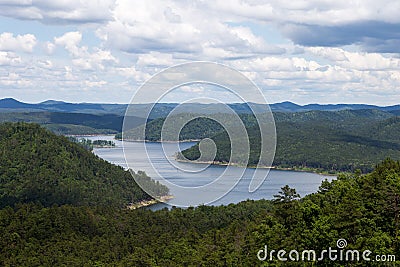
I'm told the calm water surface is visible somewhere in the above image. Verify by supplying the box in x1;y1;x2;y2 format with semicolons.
84;135;334;209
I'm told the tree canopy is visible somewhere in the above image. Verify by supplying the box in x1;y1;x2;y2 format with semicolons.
1;159;400;265
0;122;168;208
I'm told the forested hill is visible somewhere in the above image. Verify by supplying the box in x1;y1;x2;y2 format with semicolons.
117;113;260;141
173;110;400;172
0;111;146;135
0;122;168;208
120;109;400;172
121;109;397;142
1;97;400;116
1;159;400;265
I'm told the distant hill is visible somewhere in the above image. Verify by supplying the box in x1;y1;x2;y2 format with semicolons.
118;113;259;141
0;98;35;109
0;122;168;208
0;98;128;115
162;110;400;172
124;109;397;141
0;111;145;135
1;98;400;118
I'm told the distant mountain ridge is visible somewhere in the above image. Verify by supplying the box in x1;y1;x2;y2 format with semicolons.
1;98;399;117
0;98;128;115
0;111;146;135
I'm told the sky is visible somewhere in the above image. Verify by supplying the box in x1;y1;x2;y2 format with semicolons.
0;0;399;105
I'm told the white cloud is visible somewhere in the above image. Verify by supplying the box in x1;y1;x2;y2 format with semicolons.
0;72;32;87
64;66;76;80
0;32;37;52
209;0;400;26
0;0;399;53
234;56;322;72
44;41;56;54
180;85;204;93
113;66;151;81
0;51;21;65
0;0;116;23
137;52;174;67
0;0;400;104
202;1;400;52
96;0;285;60
2;0;398;27
229;52;400;101
72;49;117;71
307;47;400;70
54;31;83;57
55;32;117;70
37;59;53;69
85;80;107;87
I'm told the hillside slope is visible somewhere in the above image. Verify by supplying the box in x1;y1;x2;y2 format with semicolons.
2;98;400;116
0;122;168;208
0;112;146;135
1;160;400;265
178;111;400;172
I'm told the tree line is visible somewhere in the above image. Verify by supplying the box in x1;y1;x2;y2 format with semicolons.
1;159;400;265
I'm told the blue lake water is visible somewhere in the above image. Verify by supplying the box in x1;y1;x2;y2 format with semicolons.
85;135;334;209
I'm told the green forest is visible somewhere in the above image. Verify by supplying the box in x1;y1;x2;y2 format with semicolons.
3;108;400;173
0;111;146;135
134;110;400;173
68;137;116;151
0;122;168;208
1;122;400;265
1;149;399;265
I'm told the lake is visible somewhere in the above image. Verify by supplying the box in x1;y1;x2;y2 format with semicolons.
83;135;334;209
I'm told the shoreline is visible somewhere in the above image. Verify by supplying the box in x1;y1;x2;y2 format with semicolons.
66;134;116;137
95;136;339;176
92;145;116;148
175;158;338;176
116;138;199;143
127;195;174;210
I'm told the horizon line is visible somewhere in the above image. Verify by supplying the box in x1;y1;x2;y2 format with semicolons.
0;97;399;107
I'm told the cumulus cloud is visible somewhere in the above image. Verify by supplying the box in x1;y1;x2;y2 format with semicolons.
113;66;151;82
71;49;118;71
306;47;400;70
0;51;21;65
210;0;400;26
228;51;400;103
44;41;55;54
0;0;400;104
37;59;53;69
206;0;400;52
137;52;174;67
54;31;117;70
96;0;285;59
0;72;31;87
54;31;83;57
85;80;107;87
281;21;400;52
0;0;399;53
0;32;37;52
0;0;116;24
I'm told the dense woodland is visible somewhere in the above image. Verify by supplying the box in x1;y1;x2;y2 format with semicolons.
0;111;146;135
118;114;259;141
1;118;400;265
68;137;116;151
2;97;400;115
140;110;400;173
1;154;400;265
2;107;400;173
0;123;168;208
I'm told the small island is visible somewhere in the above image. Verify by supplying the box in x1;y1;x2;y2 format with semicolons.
92;139;116;148
68;136;116;150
